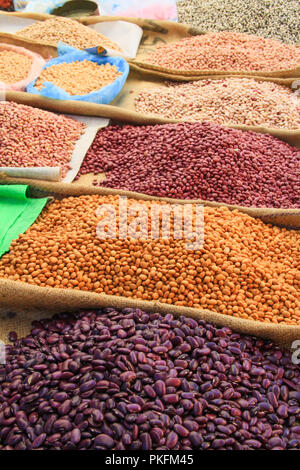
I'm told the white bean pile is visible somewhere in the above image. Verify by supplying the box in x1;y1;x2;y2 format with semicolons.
177;0;300;44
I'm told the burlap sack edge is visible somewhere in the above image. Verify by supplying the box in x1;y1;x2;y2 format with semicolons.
130;61;300;80
0;178;299;347
0;279;298;348
0;174;299;228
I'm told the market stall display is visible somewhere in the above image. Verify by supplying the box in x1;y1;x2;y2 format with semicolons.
0;6;299;454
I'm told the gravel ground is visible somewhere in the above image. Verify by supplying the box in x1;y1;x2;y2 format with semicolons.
177;0;300;44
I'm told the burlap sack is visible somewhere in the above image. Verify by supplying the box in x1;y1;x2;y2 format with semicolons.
0;177;299;347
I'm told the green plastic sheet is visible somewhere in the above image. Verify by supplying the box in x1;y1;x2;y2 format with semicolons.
0;185;48;258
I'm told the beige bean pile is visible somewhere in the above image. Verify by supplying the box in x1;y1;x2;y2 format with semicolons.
16;17;122;52
0;50;32;83
35;60;122;96
0;195;299;325
135;78;300;129
144;32;300;72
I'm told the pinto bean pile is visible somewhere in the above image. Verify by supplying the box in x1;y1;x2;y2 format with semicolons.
0;102;86;178
76;122;300;209
0;308;299;450
144;32;300;72
0;195;299;325
0;50;32;84
135;78;300;130
35;61;122;96
16;17;122;52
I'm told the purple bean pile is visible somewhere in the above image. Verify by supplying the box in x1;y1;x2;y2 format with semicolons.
77;122;300;209
0;308;299;450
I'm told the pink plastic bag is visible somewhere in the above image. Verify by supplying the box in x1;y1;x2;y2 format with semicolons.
0;43;45;91
99;0;178;21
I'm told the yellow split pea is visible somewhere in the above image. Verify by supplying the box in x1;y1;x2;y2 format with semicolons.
35;60;122;96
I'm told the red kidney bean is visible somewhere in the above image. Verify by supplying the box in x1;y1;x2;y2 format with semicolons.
77;122;300;208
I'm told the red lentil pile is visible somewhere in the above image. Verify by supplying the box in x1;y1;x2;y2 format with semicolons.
0;195;299;325
0;308;299;450
144;32;300;72
77;122;300;209
135;78;300;130
0;102;86;178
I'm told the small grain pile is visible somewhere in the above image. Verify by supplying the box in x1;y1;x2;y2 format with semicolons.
15;17;122;52
1;308;299;450
0;50;32;84
0;195;299;325
177;0;300;44
0;102;86;177
35;60;122;96
135;78;300;130
76;122;300;208
144;32;300;72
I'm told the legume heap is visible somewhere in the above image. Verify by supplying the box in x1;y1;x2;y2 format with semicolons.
0;308;299;450
0;195;299;325
0;50;32;83
35;61;122;96
15;17;122;52
0;102;86;177
76;122;300;208
135;78;300;129
144;32;300;72
0;2;299;453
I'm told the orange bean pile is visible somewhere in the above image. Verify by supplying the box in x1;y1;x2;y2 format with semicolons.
0;195;299;325
35;60;122;96
144;32;300;72
16;17;122;52
0;50;32;83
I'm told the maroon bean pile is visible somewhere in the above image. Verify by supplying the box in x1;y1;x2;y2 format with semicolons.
0;308;299;450
77;122;300;208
